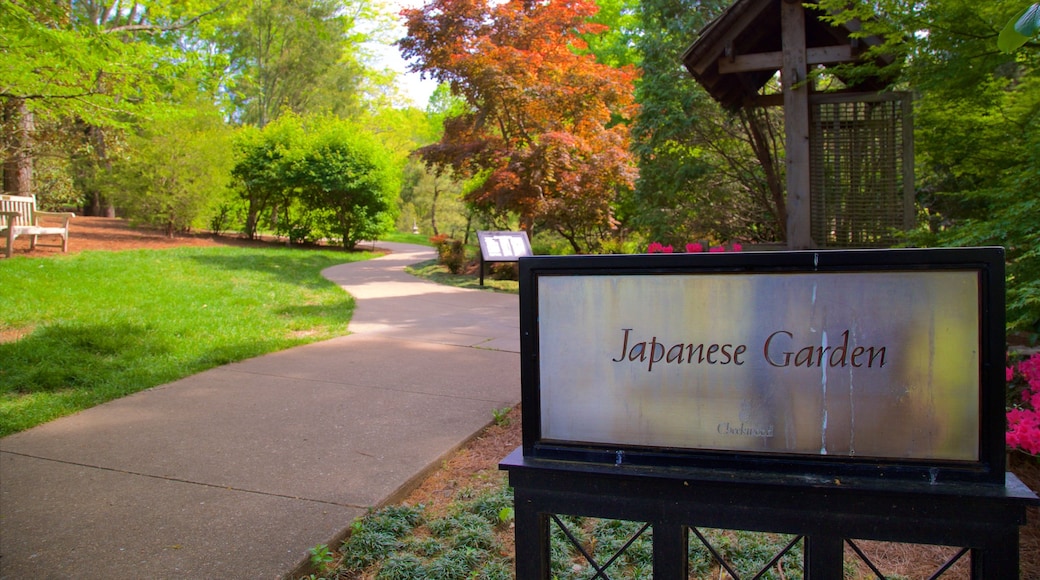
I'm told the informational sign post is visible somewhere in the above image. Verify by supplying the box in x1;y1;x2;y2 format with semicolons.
519;247;1007;483
476;230;532;286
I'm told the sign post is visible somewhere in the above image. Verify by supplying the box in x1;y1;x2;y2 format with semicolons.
476;230;532;286
502;247;1038;578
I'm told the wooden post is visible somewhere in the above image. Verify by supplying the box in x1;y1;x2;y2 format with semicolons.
781;0;813;249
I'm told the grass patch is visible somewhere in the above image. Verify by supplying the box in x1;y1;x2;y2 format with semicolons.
381;231;435;246
405;259;518;294
0;246;373;436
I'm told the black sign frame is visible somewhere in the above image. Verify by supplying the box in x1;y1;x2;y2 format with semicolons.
518;247;1007;485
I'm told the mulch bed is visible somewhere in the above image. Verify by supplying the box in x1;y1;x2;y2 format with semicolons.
1;216;257;256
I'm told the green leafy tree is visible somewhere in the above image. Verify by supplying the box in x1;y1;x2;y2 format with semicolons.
398;158;469;237
292;118;399;249
221;0;394;126
230;113;305;239
230;113;397;248
103;102;234;235
631;0;784;246
0;0;227;214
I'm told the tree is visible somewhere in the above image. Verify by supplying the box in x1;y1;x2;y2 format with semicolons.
293;118;399;249
398;159;469;236
230;113;305;239
399;0;639;253
630;0;785;247
103;102;234;235
225;0;363;126
230;113;398;248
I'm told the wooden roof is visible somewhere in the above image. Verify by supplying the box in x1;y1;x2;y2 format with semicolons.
682;0;886;111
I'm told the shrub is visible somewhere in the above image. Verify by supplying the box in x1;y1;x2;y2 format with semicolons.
430;235;466;274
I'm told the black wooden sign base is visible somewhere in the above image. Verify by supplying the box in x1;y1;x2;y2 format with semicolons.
500;448;1039;579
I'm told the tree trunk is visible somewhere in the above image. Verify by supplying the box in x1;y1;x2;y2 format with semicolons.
742;108;787;238
2;99;35;196
430;183;440;236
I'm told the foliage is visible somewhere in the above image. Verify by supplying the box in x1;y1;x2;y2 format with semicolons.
195;0;406;125
0;246;373;436
630;0;784;247
230;116;301;239
814;0;1040;332
647;241;743;253
491;406;512;427
103;103;235;235
398;159;469;237
294;120;400;249
430;234;467;274
399;0;639;253
230;113;398;248
308;543;337;576
0;1;203;128
0;0;228;212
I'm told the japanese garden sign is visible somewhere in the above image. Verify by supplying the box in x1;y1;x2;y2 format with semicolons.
519;247;1008;483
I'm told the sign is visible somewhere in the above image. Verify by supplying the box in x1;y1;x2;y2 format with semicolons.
477;231;532;262
519;248;1007;483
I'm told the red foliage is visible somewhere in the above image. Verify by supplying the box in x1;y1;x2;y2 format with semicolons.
399;0;638;251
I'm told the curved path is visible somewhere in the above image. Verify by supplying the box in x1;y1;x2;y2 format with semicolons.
0;243;520;579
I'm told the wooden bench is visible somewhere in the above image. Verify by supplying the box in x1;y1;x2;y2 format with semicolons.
1;195;75;258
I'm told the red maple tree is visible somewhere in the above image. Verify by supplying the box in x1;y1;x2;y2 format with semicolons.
399;0;638;252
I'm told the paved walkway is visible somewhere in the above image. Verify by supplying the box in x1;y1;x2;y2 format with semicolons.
0;243;520;579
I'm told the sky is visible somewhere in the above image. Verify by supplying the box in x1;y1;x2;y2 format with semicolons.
371;0;439;108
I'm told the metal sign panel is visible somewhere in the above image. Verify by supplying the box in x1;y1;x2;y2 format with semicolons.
519;248;1007;483
477;230;532;262
539;271;978;461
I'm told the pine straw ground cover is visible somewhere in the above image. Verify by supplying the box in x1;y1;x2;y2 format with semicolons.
15;219;1038;578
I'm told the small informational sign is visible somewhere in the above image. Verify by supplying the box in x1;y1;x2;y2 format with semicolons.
519;248;1007;482
477;231;532;262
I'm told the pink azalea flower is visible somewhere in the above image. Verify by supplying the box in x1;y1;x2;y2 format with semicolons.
661;245;674;253
732;243;743;252
708;246;724;253
686;243;704;253
1020;353;1040;389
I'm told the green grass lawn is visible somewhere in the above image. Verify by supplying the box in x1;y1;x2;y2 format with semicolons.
405;260;519;294
0;246;374;437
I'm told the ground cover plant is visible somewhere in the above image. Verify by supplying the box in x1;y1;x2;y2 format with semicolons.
0;244;373;436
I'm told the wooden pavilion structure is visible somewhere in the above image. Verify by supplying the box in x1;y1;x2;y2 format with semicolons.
682;0;913;249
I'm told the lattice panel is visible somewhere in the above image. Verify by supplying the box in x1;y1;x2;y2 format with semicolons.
810;95;913;247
